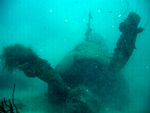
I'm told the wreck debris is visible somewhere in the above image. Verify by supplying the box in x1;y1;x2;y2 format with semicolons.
106;12;143;75
0;12;143;113
0;84;19;113
66;85;100;113
0;43;100;112
0;44;70;104
12;84;19;113
85;11;92;41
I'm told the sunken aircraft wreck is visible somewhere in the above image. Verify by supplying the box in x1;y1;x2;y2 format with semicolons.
0;12;143;113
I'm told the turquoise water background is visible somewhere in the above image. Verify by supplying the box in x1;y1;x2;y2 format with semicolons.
0;0;150;113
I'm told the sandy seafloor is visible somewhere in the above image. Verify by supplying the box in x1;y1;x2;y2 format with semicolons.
0;89;51;113
0;82;124;113
0;70;149;113
0;70;62;113
0;89;120;113
0;88;129;113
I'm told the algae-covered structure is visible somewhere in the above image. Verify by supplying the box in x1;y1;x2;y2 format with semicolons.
0;12;143;113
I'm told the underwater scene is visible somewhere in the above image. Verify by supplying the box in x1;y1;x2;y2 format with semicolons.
0;0;150;113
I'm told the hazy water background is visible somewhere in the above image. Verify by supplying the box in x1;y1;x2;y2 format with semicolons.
0;0;150;113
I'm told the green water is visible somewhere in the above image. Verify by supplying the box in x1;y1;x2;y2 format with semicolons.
0;0;150;113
